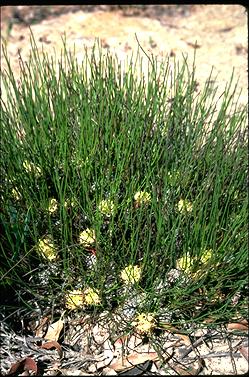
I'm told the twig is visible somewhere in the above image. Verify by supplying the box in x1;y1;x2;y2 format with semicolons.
178;331;220;360
186;351;243;360
134;33;156;75
227;333;238;375
178;337;204;359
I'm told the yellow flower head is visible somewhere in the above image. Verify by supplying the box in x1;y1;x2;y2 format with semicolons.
83;287;101;306
120;265;142;285
176;252;193;273
64;198;77;209
12;188;21;201
65;287;101;310
23;160;42;177
36;236;58;261
177;198;193;213
98;199;115;217
132;313;156;334
48;198;58;214
65;290;84;310
79;228;96;247
134;191;151;205
200;249;213;264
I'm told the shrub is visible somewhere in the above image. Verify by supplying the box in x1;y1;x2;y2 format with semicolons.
0;35;247;330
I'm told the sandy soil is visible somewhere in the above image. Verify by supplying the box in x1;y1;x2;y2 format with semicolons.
1;5;248;106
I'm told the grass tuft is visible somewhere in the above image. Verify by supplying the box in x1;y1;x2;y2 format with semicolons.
0;34;247;331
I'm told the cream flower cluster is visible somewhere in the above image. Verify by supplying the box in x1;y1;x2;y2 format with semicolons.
23;160;42;177
36;236;58;261
48;198;58;214
12;188;21;201
134;191;151;205
177;198;193;213
176;249;214;276
65;290;83;310
98;199;115;216
79;228;96;247
65;287;101;310
132;313;156;334
120;265;142;285
176;252;193;273
84;287;101;305
200;248;213;264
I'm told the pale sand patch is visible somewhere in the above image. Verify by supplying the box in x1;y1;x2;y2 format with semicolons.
1;5;247;107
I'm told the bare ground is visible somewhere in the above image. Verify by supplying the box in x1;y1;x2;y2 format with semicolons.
1;5;248;105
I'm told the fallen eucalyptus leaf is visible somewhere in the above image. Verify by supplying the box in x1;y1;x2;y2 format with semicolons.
110;352;158;372
175;333;191;346
7;357;38;376
238;345;249;361
227;321;248;331
40;340;63;357
44;312;65;341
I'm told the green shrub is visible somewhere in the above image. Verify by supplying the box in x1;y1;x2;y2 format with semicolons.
0;35;247;329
